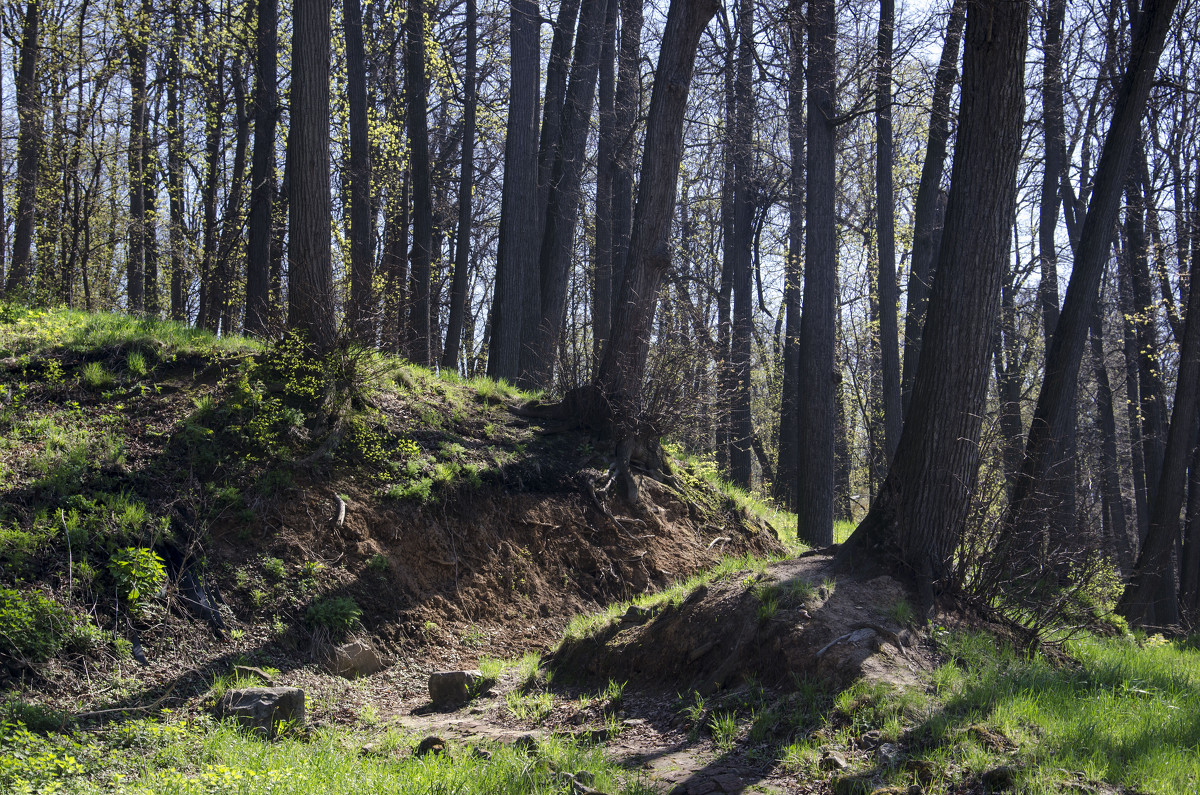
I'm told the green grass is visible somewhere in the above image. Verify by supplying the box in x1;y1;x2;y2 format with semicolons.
0;716;656;794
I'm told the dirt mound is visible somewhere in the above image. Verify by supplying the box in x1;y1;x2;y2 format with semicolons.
208;466;783;668
552;555;933;694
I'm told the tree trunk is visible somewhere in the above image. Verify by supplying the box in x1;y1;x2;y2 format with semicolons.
245;0;278;336
286;0;336;351
1090;298;1133;572
343;0;374;342
729;0;755;489
525;0;611;387
486;0;539;382
875;0;900;464
899;0;965;418
796;0;839;546
593;0;618;367
1004;0;1179;551
441;0;476;373
214;65;249;335
595;0;720;419
1119;249;1152;541
125;0;149;313
775;0;804;510
405;0;434;365
4;0;42;298
167;0;186;321
197;30;224;332
1119;209;1200;628
837;0;1029;595
610;0;643;331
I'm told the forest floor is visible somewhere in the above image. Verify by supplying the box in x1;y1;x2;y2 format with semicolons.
2;307;1199;794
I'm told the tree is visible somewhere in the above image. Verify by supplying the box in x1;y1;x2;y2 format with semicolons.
287;0;337;351
729;0;756;489
245;0;279;336
343;0;374;342
405;0;434;366
874;0;900;464
837;0;1029;596
487;0;540;383
796;0;838;547
4;0;43;298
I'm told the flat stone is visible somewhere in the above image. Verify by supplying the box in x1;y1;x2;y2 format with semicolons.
428;669;489;707
712;772;745;792
327;641;384;679
877;743;900;767
819;751;849;771
216;687;304;738
512;734;539;755
686;779;720;795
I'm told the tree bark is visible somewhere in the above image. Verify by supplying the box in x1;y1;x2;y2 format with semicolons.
286;0;337;351
441;0;477;373
405;0;434;365
875;0;901;465
593;0;619;367
4;0;42;298
899;0;964;418
245;0;278;336
1004;0;1179;551
1090;298;1133;572
487;0;539;382
595;0;720;419
729;0;755;489
775;0;804;510
167;0;186;321
343;0;374;342
796;0;838;546
610;0;643;331
124;0;149;313
838;0;1029;594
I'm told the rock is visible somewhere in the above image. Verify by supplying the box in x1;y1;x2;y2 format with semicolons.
415;736;447;757
711;772;744;792
621;605;653;624
472;747;493;760
327;641;383;679
858;730;883;749
233;665;276;685
688;640;717;661
819;751;849;771
574;771;595;786
428;669;489;707
512;734;539;755
904;759;937;785
216;687;305;737
981;765;1016;791
907;786;924;795
876;743;899;767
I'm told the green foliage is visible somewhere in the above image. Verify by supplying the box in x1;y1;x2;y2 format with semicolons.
107;547;166;613
708;710;738;751
262;557;287;580
366;554;388;574
305;596;362;637
886;599;914;626
0;589;68;663
79;361;115;391
125;350;149;377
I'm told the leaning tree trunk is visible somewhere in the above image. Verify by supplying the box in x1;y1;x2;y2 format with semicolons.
837;0;1029;597
1004;0;1179;553
595;0;720;426
899;0;965;418
286;0;336;352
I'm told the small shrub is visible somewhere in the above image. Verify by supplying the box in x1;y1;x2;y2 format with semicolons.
0;698;70;732
0;589;68;663
887;599;914;626
107;547;166;614
367;553;388;573
709;710;738;751
305;596;362;637
126;350;149;377
79;361;115;390
262;556;287;580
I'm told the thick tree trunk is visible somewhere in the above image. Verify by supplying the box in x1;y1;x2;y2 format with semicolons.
1005;0;1179;551
4;0;42;298
875;0;900;464
405;0;434;365
383;170;410;355
899;0;964;418
486;0;539;382
729;0;755;489
197;36;224;332
245;0;278;336
1090;300;1133;572
796;0;839;546
286;0;337;351
595;0;720;419
441;0;476;373
609;0;643;330
343;0;374;342
838;0;1029;594
775;0;804;510
213;66;249;335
